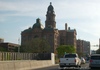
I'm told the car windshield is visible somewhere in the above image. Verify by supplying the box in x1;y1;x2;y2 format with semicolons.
64;54;77;58
91;56;100;60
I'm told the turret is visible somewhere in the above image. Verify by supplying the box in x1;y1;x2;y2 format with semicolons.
45;2;56;29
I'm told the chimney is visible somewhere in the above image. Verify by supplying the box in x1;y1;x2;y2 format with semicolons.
65;23;67;31
68;27;70;30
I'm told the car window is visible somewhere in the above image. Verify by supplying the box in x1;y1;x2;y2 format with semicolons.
91;56;100;60
64;54;77;58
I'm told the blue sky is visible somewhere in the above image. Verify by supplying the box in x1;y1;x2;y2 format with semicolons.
0;0;100;50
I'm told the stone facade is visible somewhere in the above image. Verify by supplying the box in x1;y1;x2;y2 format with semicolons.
77;39;84;56
77;39;90;57
21;3;77;53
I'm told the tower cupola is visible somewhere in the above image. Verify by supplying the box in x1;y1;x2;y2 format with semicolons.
33;18;44;29
48;2;54;12
45;2;56;29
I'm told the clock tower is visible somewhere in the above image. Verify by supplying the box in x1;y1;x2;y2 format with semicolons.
45;2;56;29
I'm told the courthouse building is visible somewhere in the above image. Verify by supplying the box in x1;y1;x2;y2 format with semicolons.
21;2;77;53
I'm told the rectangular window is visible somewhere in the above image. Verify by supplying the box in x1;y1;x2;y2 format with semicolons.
64;54;77;58
91;56;100;60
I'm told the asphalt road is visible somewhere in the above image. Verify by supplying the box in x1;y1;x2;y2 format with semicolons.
30;62;91;70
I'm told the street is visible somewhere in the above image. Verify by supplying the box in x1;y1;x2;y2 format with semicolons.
30;62;92;70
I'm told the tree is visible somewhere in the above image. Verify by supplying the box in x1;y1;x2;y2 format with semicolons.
96;48;100;54
21;38;51;53
0;46;7;52
77;52;83;57
56;45;76;57
14;47;18;52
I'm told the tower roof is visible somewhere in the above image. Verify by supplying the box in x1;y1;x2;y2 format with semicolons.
32;18;44;29
48;2;54;12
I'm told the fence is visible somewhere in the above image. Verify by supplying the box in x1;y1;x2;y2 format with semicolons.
0;52;51;61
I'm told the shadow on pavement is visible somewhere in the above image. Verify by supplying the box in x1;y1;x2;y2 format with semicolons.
29;65;58;70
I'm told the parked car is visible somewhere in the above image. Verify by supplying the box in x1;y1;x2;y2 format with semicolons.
81;57;86;64
89;54;100;69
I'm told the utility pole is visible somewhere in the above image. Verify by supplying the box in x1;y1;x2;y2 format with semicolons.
18;38;20;53
99;38;100;49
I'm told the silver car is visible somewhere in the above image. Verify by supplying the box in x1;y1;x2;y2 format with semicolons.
89;54;100;69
